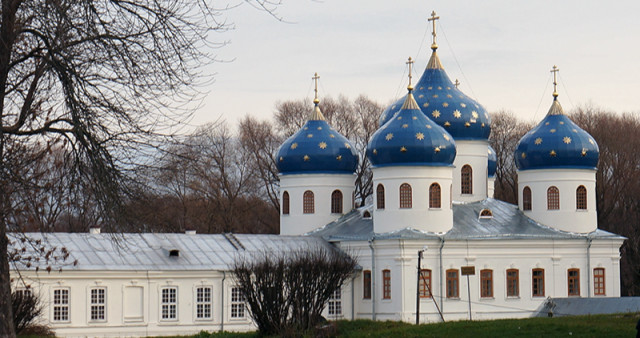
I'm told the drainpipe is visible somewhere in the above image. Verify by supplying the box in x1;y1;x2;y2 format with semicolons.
439;237;445;315
587;236;592;298
351;274;356;320
220;271;226;332
368;239;376;320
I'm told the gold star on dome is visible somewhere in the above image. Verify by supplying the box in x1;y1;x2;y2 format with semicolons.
535;138;543;145
453;110;461;118
563;137;572;144
336;155;342;161
423;102;429;108
418;94;424;98
461;103;467;108
481;123;485;127
545;122;550;126
303;155;310;161
400;146;407;152
373;149;378;155
472;111;479;119
397;116;402;120
443;133;450;141
434;147;441;153
444;121;451;127
291;143;298;149
589;138;595;145
279;156;283;161
550;150;557;157
329;134;335;138
416;132;425;140
581;148;587;156
317;126;322;130
459;95;464;98
447;94;453;98
420;86;424;90
442;102;449;107
412;116;418;120
447;87;451;90
402;124;409;128
385;133;393;141
465;122;471;127
521;152;526;159
319;142;327;149
432;110;441;118
307;133;314;138
428;86;433;90
344;142;351;149
572;129;578;133
550;129;556;133
304;127;308;130
433;94;439;98
438;86;442;90
426;124;432;129
559;121;564;125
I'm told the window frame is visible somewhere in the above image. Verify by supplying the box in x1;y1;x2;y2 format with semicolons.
282;191;290;215
230;287;246;319
399;183;412;209
568;268;580;296
160;286;178;321
576;185;587;210
303;190;315;214
532;268;545;297
547;186;560;210
429;183;441;209
446;269;459;298
594;268;605;296
506;269;519;297
363;270;372;300
480;269;493;298
89;287;107;322
195;286;213;320
523;186;532;211
382;269;391;300
52;288;70;323
419;269;432;298
328;288;342;316
376;184;385;209
461;165;473;195
331;190;343;214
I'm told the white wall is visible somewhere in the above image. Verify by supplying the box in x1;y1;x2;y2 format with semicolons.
518;169;597;233
452;140;489;203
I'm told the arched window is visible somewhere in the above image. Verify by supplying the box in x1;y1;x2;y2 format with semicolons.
461;165;473;194
479;209;493;219
523;186;532;211
331;190;343;214
362;211;371;218
547;186;559;210
399;183;412;209
282;191;290;215
576;185;587;210
303;190;314;214
429;183;441;209
376;184;385;210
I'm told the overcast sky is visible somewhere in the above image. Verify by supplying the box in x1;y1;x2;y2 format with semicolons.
190;1;640;130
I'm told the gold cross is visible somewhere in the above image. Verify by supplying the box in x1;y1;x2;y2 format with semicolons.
312;72;320;104
406;57;414;90
454;79;460;88
551;65;559;98
428;10;440;49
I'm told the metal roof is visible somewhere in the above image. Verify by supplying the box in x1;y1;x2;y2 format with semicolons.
311;198;625;242
9;233;332;272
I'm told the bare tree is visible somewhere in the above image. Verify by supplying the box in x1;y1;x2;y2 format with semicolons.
233;246;357;335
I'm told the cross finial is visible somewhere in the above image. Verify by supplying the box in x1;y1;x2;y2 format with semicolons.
551;65;559;99
312;72;320;105
406;57;414;90
428;10;440;50
454;79;460;88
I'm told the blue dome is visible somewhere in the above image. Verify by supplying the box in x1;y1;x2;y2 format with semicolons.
515;99;599;171
488;145;497;177
380;51;491;140
277;105;358;175
367;92;456;167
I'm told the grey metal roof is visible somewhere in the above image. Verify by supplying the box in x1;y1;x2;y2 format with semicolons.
9;233;332;272
310;198;625;242
535;297;640;317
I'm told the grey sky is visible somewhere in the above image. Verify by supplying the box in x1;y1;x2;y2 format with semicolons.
192;1;640;129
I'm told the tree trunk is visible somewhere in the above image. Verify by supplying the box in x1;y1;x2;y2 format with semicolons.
0;222;16;337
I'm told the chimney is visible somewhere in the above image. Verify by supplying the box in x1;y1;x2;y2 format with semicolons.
89;226;101;234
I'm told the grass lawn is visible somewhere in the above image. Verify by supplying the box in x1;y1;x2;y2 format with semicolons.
183;312;640;337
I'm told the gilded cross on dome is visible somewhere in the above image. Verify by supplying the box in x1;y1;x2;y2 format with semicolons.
406;57;414;90
312;72;320;105
428;11;440;50
455;79;460;88
551;65;559;99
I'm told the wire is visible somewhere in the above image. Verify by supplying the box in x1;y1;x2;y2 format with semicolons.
558;73;575;109
533;74;552;121
439;22;478;100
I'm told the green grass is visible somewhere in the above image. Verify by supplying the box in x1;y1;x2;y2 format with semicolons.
184;312;640;338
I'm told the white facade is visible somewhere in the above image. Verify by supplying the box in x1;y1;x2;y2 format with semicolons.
487;176;495;198
372;166;453;233
452;141;489;202
279;173;355;235
518;169;597;233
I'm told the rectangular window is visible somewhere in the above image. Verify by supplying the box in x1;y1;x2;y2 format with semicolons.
15;288;32;298
532;269;545;297
594;268;605;296
363;270;371;299
506;269;519;297
53;288;70;322
382;270;391;299
90;288;106;321
446;269;459;298
419;269;432;298
196;287;212;319
480;269;493;298
231;287;245;319
328;288;342;316
568;269;580;296
161;287;177;320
